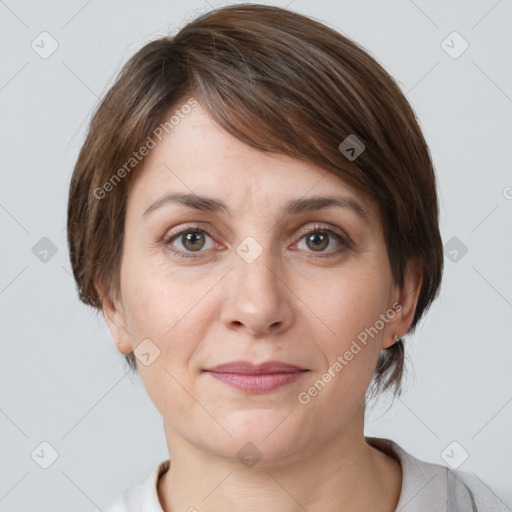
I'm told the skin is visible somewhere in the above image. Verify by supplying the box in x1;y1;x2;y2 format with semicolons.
100;102;422;512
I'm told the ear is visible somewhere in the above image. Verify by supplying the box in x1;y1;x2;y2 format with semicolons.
381;259;423;349
95;278;132;355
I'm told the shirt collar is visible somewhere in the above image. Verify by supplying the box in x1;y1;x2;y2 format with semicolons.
143;458;169;511
365;437;448;512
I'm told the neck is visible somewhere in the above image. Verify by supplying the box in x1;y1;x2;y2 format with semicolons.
157;407;402;512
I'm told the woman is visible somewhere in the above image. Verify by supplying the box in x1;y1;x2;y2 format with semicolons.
67;4;497;511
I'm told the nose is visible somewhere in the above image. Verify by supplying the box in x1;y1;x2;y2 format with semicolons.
220;242;294;337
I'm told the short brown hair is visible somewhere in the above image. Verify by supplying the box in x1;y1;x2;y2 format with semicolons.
67;3;443;400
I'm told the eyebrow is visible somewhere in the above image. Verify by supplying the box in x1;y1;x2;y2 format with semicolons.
142;192;368;221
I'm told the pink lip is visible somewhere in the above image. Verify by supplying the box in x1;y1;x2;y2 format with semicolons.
203;361;309;393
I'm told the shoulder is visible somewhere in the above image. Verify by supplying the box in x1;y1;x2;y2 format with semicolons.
448;469;510;512
103;459;170;512
366;437;506;512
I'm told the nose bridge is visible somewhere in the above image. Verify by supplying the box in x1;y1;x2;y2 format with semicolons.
220;232;293;335
238;235;278;288
235;231;282;300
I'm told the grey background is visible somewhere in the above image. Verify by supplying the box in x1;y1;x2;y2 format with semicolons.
1;0;511;510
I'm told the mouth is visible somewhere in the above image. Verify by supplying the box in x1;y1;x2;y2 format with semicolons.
203;360;309;393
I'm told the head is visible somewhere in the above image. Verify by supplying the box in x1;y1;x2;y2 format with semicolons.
67;4;442;461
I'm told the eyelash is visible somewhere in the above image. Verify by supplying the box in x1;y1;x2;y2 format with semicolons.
163;223;351;261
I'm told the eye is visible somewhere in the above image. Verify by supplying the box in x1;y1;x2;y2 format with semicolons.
163;222;351;261
294;224;350;256
164;225;217;259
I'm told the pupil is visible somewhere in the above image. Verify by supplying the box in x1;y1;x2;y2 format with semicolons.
184;232;204;250
308;233;327;251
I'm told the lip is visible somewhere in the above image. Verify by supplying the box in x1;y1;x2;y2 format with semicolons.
203;360;309;393
204;360;307;374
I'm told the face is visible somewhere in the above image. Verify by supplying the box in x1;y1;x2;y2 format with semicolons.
102;102;421;465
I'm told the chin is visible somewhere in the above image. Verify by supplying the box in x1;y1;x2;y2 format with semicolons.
205;409;312;466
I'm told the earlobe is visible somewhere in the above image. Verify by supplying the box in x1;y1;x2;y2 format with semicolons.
383;261;423;349
96;278;131;354
399;260;423;327
103;302;132;354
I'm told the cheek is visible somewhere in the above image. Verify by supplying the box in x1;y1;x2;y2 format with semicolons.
306;265;390;342
120;256;213;365
120;271;205;413
299;264;391;396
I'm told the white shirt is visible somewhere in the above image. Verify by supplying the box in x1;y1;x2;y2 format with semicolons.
104;437;506;511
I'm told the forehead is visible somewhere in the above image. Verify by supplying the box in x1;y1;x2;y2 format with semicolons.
127;103;380;225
